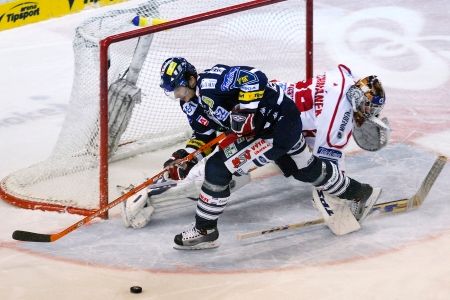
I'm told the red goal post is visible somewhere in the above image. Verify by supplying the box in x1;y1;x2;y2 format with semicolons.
1;0;313;218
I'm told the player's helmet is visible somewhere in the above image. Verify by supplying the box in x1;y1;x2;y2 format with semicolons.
160;57;197;95
346;75;386;119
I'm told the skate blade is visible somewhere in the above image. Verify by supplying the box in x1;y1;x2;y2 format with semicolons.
173;241;219;250
359;187;382;223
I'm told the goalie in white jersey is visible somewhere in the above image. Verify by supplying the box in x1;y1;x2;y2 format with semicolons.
260;64;389;238
273;64;390;171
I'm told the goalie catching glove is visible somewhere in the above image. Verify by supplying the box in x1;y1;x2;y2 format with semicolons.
164;149;199;180
353;116;391;151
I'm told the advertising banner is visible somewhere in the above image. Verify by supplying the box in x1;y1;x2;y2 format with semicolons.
0;0;126;31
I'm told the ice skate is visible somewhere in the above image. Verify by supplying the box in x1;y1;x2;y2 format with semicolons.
350;184;382;222
174;224;219;250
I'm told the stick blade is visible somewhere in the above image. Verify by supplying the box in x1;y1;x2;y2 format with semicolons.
12;230;52;242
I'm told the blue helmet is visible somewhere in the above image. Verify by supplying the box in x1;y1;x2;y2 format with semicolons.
160;57;197;93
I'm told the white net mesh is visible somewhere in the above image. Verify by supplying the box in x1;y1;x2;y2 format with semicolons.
1;0;309;212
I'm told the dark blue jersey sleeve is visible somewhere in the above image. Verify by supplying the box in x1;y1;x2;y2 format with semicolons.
180;99;223;153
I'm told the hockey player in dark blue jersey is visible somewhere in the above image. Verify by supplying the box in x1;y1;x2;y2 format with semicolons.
159;57;381;250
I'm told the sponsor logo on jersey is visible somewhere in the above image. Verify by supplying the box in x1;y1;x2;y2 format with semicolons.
200;78;217;90
240;83;260;92
196;115;209;126
201;96;214;108
182;102;197;116
186;138;205;149
206;66;226;75
231;149;252;169
337;110;352;138
229;139;271;168
213;106;229;121
221;67;239;91
224;143;238;158
233;70;259;88
258;155;268;164
238;90;264;102
236;75;250;85
250;139;271;156
0;2;40;24
318;146;342;158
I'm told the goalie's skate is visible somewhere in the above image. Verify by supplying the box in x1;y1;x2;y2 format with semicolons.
174;224;219;250
350;185;382;222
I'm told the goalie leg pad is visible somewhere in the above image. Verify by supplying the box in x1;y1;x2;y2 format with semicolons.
107;79;142;154
121;188;154;229
312;189;361;235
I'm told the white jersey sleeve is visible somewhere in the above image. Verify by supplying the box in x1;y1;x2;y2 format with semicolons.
273;64;356;171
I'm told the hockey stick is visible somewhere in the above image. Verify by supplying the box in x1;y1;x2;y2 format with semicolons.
12;133;227;243
237;155;447;240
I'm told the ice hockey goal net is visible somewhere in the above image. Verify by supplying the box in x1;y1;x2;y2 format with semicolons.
0;0;313;217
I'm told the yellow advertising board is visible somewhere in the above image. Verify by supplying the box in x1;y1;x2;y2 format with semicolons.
0;0;127;31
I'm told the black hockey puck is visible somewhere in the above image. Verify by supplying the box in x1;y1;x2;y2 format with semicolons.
130;286;142;294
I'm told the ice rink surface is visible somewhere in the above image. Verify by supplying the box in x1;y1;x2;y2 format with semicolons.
1;0;450;299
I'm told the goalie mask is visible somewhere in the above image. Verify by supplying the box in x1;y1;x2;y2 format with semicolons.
346;75;386;123
160;57;197;99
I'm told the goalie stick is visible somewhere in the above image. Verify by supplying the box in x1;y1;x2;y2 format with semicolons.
11;133;227;243
237;155;447;240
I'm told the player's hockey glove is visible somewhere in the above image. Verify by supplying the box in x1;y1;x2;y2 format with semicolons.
230;105;256;137
163;149;198;180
